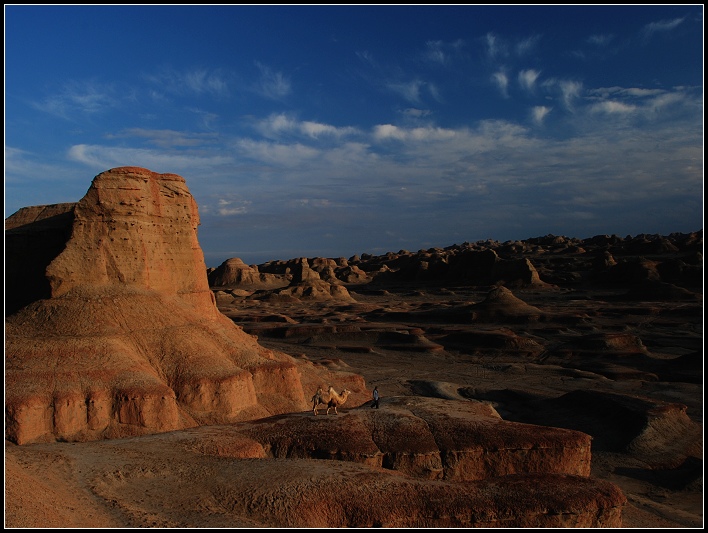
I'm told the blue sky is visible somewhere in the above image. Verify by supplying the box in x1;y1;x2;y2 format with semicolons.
5;5;704;267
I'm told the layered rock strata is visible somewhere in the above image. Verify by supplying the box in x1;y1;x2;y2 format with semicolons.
5;167;365;444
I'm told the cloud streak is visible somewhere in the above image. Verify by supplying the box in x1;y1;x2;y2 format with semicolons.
642;17;685;39
31;81;119;119
254;62;291;100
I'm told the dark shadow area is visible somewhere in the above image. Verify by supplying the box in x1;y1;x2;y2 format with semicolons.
615;456;703;490
5;209;74;316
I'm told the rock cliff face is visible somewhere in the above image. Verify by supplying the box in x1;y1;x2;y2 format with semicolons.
5;167;364;445
43;167;213;311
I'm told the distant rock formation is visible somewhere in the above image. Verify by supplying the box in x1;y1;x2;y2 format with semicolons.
211;256;365;300
274;279;356;301
468;286;544;322
5;167;365;445
208;257;287;290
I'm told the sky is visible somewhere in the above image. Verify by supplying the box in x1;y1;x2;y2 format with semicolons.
4;5;704;267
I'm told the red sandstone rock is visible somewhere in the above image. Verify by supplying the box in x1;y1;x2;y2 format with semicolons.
5;167;365;444
208;257;286;289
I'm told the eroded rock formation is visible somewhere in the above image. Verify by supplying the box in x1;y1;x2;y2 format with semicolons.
5;167;366;444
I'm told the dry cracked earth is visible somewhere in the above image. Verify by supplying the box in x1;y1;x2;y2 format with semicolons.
5;235;704;528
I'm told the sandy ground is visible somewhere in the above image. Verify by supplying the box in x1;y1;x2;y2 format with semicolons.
5;283;703;528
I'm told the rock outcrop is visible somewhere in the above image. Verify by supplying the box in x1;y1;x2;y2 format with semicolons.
5;167;366;445
212;256;360;301
208;257;286;290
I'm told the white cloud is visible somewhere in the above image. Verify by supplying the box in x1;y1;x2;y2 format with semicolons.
531;106;551;125
373;124;407;141
646;91;687;110
484;32;539;60
485;32;504;59
587;34;613;46
518;69;541;92
217;198;251;216
355;50;376;66
51;83;701;261
66;144;232;173
559;80;583;109
386;80;424;104
301;121;357;138
589;86;666;99
184;69;228;96
107;128;217;148
515;35;541;56
256;113;298;136
642;17;685;38
32;81;118;118
424;40;447;64
584;86;699;120
423;39;465;65
254;62;291;100
590;101;636;114
235;139;319;166
401;108;432;119
492;70;509;98
145;68;229;97
255;113;358;139
293;198;331;208
373;124;457;142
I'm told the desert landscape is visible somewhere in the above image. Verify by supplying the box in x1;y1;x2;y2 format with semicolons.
5;167;703;528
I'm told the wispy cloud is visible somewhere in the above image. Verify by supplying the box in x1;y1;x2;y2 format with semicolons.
424;40;447;64
518;69;541;92
52;83;700;257
423;39;465;65
183;68;229;96
386;80;426;104
558;80;583;110
107;128;218;148
401;108;432;119
32;80;118;119
485;32;541;60
66;143;232;173
253;62;291;100
355;50;376;66
531;105;551;126
515;35;541;56
587;34;614;46
373;124;457;142
234;139;319;167
642;17;685;39
492;70;510;98
484;32;505;60
217;198;251;216
255;113;359;139
585;86;699;119
145;67;229;97
589;101;636;114
588;87;666;99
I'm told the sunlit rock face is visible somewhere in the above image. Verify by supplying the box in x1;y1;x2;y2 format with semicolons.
5;167;360;445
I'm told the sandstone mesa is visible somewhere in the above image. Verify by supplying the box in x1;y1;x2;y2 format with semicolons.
5;167;366;445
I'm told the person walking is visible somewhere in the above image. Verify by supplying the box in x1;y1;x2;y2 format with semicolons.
371;386;379;409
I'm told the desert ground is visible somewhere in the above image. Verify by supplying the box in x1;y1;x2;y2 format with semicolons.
5;229;704;528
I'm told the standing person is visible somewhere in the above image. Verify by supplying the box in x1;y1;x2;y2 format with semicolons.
371;386;379;409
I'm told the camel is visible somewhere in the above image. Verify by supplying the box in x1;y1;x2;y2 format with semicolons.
311;386;352;415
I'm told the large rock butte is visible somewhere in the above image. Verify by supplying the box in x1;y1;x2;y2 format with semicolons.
5;167;366;444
